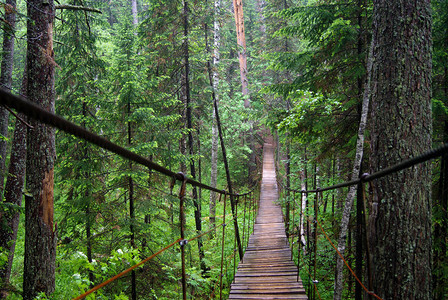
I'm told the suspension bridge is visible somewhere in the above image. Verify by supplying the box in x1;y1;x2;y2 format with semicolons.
229;143;307;299
1;88;448;299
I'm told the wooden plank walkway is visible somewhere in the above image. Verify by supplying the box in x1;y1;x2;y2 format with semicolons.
229;143;308;299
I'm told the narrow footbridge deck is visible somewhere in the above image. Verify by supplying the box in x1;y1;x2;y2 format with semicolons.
229;143;308;299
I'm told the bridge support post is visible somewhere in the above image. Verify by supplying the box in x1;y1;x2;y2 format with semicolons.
178;174;188;300
219;192;227;300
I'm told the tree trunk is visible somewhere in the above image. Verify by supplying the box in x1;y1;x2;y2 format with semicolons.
0;0;17;197
334;31;373;300
131;0;138;25
126;101;136;300
285;139;290;239
0;70;26;299
183;0;205;272
434;127;448;299
232;0;250;108
255;0;266;35
209;0;221;230
299;154;307;251
81;102;94;288
213;89;243;259
433;67;448;299
368;1;432;299
23;1;56;298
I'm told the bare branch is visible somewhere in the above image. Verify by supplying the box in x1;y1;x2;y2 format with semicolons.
55;5;102;14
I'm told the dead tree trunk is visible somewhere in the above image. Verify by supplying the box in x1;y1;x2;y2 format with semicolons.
232;0;250;108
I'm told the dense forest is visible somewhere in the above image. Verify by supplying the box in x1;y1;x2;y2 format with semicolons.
0;0;445;299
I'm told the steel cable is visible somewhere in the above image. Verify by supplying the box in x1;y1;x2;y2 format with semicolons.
279;142;448;194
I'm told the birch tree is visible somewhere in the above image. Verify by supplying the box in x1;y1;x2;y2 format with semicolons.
334;40;373;300
209;0;221;228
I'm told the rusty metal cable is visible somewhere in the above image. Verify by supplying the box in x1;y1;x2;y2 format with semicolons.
72;212;240;300
210;247;239;299
314;217;383;300
72;238;182;300
0;87;264;299
299;255;322;300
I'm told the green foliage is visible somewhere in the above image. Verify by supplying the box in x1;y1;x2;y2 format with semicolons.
263;0;371;156
277;90;341;142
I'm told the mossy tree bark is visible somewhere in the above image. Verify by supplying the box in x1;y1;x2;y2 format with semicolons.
368;0;432;299
23;0;56;298
0;0;16;197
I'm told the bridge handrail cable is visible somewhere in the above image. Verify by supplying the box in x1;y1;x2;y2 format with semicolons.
0;88;258;298
0;87;256;196
281;142;448;194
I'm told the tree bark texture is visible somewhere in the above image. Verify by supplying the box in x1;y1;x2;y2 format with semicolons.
232;0;250;108
368;1;432;299
0;71;27;298
0;0;17;197
23;0;57;298
209;0;221;229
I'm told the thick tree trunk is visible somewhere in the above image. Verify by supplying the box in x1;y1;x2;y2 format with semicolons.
0;0;17;197
368;1;432;299
209;0;221;229
0;71;26;299
23;1;56;298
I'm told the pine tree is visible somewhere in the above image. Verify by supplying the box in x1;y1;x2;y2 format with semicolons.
368;1;432;298
23;0;57;298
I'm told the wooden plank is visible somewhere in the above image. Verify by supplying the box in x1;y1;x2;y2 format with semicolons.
229;295;309;300
229;143;308;300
